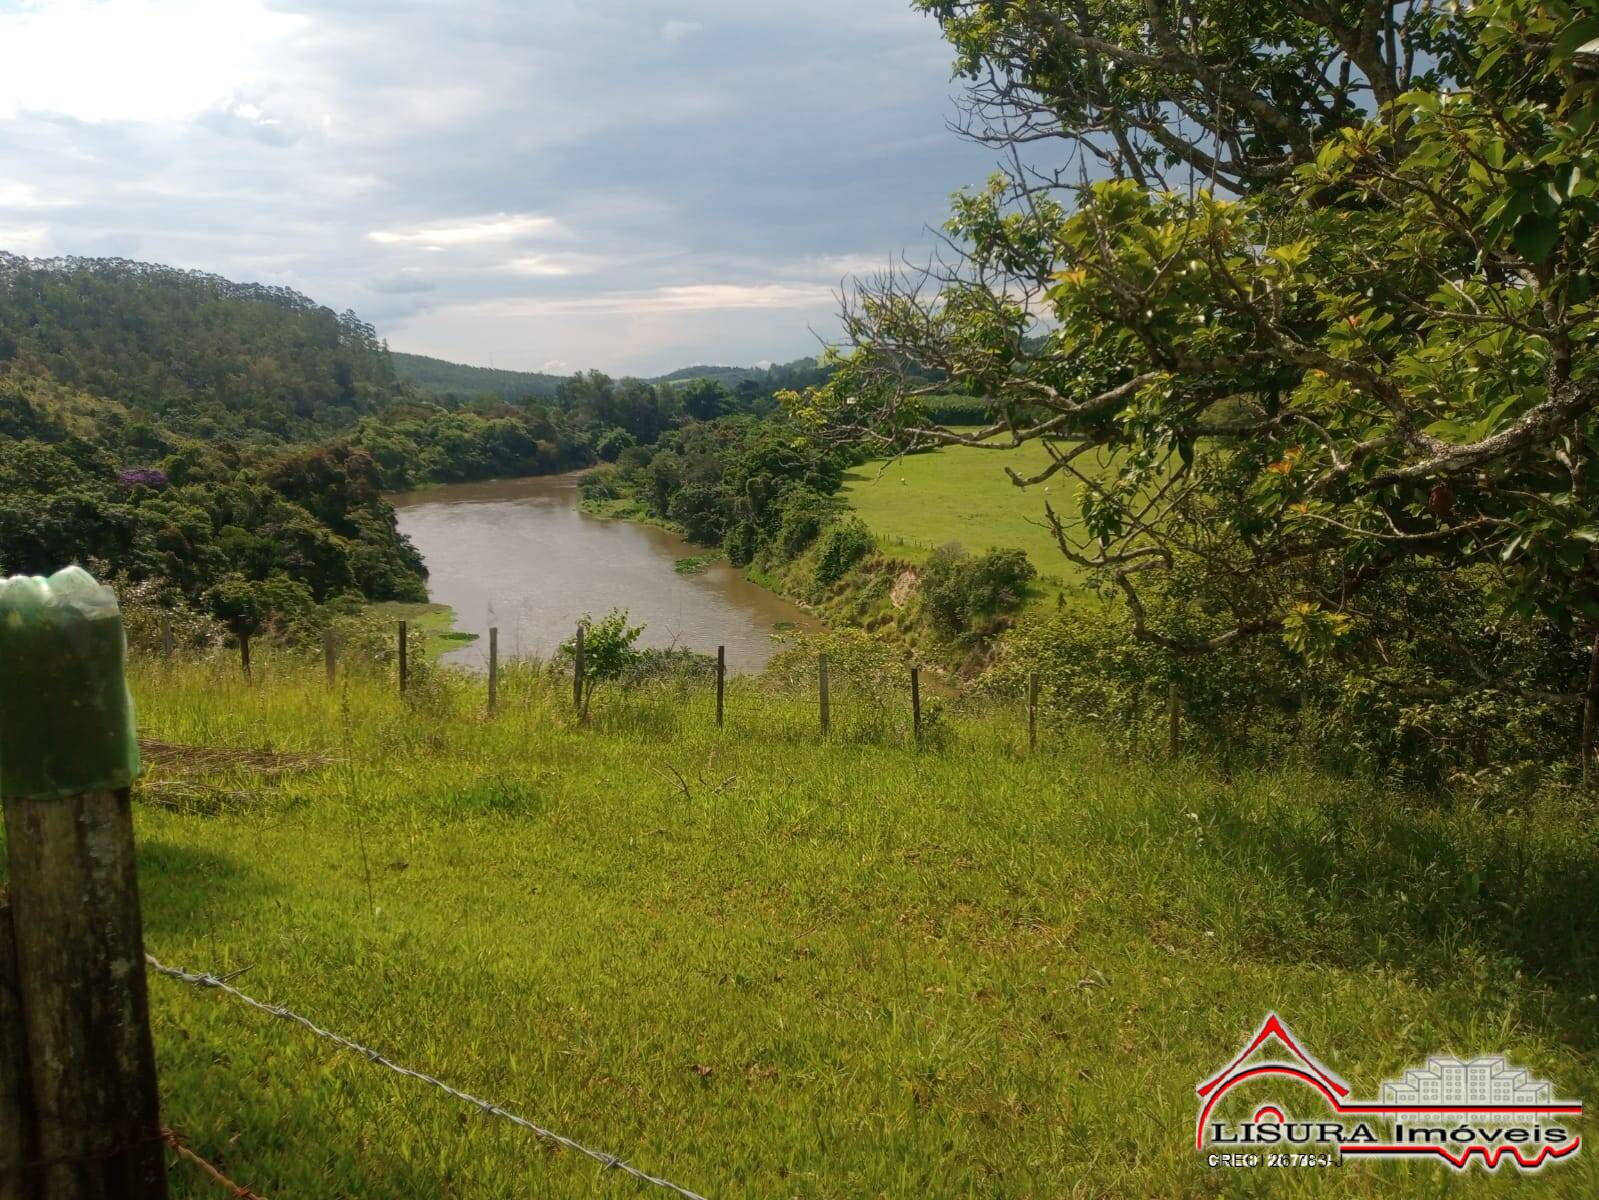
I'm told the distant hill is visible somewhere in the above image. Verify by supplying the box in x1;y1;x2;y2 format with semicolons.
650;357;826;390
0;253;398;441
389;351;566;403
651;364;774;388
392;352;829;400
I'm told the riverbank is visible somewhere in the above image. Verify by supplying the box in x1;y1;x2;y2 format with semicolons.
392;473;818;673
576;460;1054;676
363;600;476;662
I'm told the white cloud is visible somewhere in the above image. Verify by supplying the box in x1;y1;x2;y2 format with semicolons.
502;255;574;277
0;0;994;374
0;1;307;123
0;184;74;209
662;20;705;44
368;214;561;248
0;226;53;254
458;281;837;319
541;359;571;373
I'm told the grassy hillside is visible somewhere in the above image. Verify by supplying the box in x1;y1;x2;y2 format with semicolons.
19;652;1595;1197
841;442;1110;584
390;351;565;402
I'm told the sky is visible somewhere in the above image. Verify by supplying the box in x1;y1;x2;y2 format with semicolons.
0;0;999;376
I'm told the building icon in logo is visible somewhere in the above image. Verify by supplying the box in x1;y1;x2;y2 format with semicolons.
1381;1057;1554;1108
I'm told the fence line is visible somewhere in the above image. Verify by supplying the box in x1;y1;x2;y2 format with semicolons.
144;956;711;1200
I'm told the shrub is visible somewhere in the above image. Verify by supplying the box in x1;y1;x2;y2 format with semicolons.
559;608;645;719
920;544;1036;639
594;427;635;462
616;444;654;476
723;521;757;567
578;465;623;501
813;518;873;588
772;486;833;561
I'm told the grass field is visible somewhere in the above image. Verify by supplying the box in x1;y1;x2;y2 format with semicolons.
7;654;1597;1197
840;442;1113;582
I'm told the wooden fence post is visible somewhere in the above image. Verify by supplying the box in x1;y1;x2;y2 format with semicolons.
397;621;408;694
0;891;38;1200
715;645;725;729
1028;672;1039;752
0;568;168;1200
323;626;337;689
818;653;830;736
573;623;585;713
239;630;251;679
910;667;922;744
159;613;173;666
1167;681;1181;760
487;627;499;715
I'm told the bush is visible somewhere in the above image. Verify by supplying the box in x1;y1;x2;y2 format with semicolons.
772;486;834;561
978;562;1578;793
616;444;654;475
578;465;623;501
723;521;757;567
920;544;1036;639
813;518;874;588
559;608;645;718
594;427;635;462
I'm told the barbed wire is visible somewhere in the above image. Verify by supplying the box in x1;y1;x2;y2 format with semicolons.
145;955;710;1200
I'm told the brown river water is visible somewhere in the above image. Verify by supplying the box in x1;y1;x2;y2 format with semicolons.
390;473;818;673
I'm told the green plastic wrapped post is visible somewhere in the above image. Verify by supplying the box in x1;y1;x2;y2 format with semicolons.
0;566;140;800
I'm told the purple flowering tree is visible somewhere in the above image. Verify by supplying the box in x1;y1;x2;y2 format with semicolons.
117;467;168;490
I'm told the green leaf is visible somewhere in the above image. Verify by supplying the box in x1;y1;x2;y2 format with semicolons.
1512;213;1560;264
1552;17;1599;64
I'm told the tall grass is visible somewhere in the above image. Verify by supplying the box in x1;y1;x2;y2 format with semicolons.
9;649;1597;1197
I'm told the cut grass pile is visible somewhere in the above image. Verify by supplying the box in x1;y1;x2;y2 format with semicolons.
5;652;1597;1197
839;442;1117;586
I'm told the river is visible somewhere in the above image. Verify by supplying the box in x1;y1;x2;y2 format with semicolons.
390;473;818;672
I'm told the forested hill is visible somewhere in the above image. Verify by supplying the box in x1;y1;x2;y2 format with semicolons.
393;350;830;402
0;251;831;642
0;254;398;441
390;351;564;403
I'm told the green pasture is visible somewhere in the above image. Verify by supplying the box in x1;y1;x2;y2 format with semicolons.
840;442;1111;584
4;653;1595;1197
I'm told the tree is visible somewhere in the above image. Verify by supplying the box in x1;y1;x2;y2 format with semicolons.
561;609;644;720
800;1;1599;768
681;378;731;422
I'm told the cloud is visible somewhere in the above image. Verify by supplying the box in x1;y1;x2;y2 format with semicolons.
457;281;837;319
367;214;562;248
0;0;999;374
0;184;73;210
196;97;302;147
502;256;574;277
662;20;705;44
370;271;437;295
0;226;53;254
0;1;306;123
